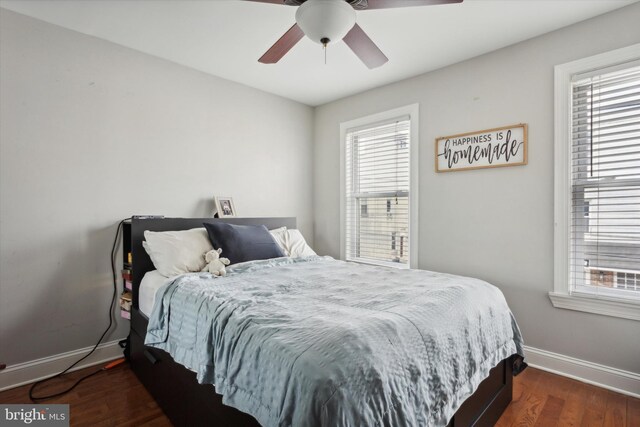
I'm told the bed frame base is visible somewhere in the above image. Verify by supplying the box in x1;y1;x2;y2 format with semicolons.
131;322;256;425
132;309;513;427
446;356;513;426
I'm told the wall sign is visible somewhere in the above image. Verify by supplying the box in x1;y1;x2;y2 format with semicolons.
435;123;528;172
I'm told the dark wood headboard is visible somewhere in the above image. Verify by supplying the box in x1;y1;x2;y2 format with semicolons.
131;217;296;309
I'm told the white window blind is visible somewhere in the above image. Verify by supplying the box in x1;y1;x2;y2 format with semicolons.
345;116;411;267
570;62;640;300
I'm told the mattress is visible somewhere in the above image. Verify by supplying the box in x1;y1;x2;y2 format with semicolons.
139;270;174;317
145;256;525;427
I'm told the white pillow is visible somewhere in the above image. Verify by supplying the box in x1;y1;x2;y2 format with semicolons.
269;227;288;255
269;227;316;258
287;229;317;257
143;228;213;277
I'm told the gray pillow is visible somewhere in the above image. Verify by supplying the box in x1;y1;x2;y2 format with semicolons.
203;222;285;265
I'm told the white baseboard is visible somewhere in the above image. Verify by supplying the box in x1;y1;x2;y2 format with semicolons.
0;340;124;392
524;345;640;398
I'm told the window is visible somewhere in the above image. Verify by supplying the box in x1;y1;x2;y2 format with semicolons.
617;271;639;291
340;105;418;268
552;44;640;321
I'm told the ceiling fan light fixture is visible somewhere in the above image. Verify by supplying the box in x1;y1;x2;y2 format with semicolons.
295;0;356;45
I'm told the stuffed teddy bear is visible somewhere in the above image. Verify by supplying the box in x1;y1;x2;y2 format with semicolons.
202;248;230;277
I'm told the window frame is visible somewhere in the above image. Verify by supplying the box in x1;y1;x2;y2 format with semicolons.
340;104;419;269
552;43;640;321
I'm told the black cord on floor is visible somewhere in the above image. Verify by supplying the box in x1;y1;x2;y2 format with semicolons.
29;218;130;401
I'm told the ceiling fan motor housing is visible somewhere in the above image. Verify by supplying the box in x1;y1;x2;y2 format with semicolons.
295;0;357;45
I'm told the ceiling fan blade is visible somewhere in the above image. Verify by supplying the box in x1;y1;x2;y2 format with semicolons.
364;0;463;9
343;24;388;69
242;0;287;4
258;24;305;64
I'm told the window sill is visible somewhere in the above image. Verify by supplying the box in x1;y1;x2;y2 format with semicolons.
548;292;640;321
346;257;410;270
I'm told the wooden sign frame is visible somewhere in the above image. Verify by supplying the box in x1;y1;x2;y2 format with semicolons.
435;123;528;173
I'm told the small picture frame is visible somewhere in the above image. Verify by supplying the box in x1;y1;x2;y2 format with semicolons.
214;196;237;218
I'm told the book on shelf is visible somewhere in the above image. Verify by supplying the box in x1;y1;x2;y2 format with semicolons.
132;215;165;220
120;291;132;313
124;280;132;291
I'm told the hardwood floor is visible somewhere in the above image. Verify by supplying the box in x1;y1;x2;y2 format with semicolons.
0;364;638;426
495;368;639;427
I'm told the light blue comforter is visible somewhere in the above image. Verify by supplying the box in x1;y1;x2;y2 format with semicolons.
145;256;524;427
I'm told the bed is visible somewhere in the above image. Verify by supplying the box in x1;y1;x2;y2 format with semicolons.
128;217;525;427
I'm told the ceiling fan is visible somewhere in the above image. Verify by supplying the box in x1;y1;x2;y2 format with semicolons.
245;0;463;69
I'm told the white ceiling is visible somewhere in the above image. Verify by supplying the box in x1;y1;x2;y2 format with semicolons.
1;0;637;106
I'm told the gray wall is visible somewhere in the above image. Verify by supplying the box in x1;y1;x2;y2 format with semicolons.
313;3;640;373
0;9;314;365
